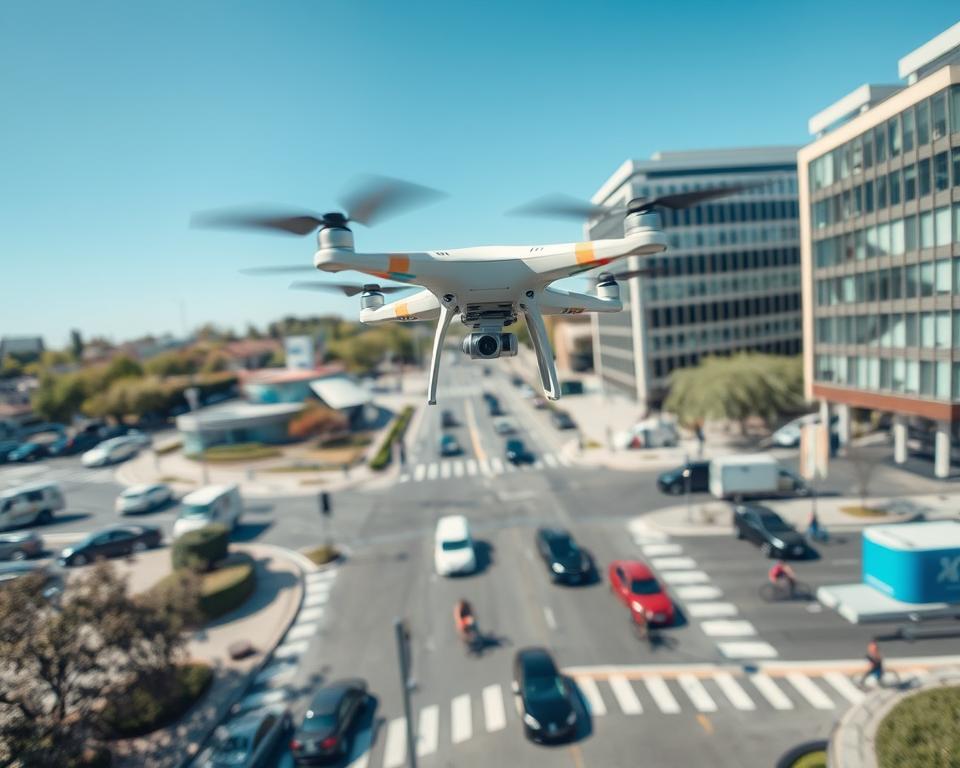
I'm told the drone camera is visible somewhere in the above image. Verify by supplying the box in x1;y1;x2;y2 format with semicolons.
461;333;518;359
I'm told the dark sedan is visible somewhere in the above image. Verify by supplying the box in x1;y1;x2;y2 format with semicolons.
513;647;576;742
48;432;101;457
550;410;577;430
6;442;49;463
290;679;368;764
535;527;591;584
505;438;535;465
0;441;20;465
440;410;458;428
657;461;710;495
58;525;162;566
733;504;807;559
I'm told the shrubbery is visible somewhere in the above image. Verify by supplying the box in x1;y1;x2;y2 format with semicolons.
369;406;414;471
198;555;256;620
171;524;229;571
102;662;213;738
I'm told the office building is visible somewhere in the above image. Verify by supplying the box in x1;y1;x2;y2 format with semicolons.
798;21;960;477
588;148;802;409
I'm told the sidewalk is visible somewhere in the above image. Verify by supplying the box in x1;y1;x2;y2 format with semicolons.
110;542;306;768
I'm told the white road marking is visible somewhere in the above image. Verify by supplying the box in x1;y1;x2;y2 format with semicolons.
440;462;451;479
749;673;794;710
273;640;309;659
482;684;506;731
285;622;318;641
700;620;757;638
641;543;683;556
543;607;557;630
576;676;607;716
686;602;738;619
399;474;410;483
608;675;642;714
650;556;698;570
677;674;717;712
717;641;778;659
416;704;439;757
254;661;297;686
660;570;710;585
451;694;472;744
490;458;504;474
426;463;439;480
414;464;427;482
382;717;407;768
302;592;329;608
644;676;681;713
786;673;835;710
296;606;326;623
674;585;724;601
453;460;464;477
479;458;491;476
543;454;559;468
466;459;478;475
713;672;756;711
823;672;865;704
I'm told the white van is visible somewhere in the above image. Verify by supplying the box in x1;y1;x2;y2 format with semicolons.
0;483;66;530
434;515;476;576
614;417;679;450
172;484;242;539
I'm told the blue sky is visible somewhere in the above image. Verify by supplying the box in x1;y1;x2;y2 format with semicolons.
2;1;958;347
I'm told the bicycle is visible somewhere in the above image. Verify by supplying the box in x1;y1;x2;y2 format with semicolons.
462;625;483;657
857;667;901;690
759;579;812;602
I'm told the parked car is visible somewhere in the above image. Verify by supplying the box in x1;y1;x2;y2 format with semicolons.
47;432;101;457
0;483;65;530
0;440;21;464
197;705;291;768
6;442;49;463
290;679;368;764
441;409;458;428
116;483;174;514
657;461;710;495
0;530;44;560
81;437;140;467
505;438;535;465
550;410;576;430
608;559;675;627
0;560;63;596
732;504;807;559
487;397;504;417
58;524;162;566
512;647;576;742
493;416;518;435
173;484;243;539
439;434;462;457
434;514;476;576
535;527;591;584
614;417;678;450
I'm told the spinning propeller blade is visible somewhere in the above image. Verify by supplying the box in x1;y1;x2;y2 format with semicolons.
289;281;415;297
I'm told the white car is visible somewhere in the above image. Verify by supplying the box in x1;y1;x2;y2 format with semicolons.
434;515;476;576
493;416;518;435
115;483;173;514
121;429;151;449
81;437;140;467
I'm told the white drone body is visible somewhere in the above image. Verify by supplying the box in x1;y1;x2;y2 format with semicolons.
311;211;666;404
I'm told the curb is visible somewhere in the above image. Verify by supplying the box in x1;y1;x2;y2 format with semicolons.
776;740;828;768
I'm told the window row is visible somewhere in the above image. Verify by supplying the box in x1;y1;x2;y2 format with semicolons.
666;224;799;251
647;247;800;278
649;293;800;328
635;177;797;200
814;311;959;350
814;355;960;401
647;271;800;303
813;205;960;267
651;317;801;353
662;199;798;228
811;148;960;228
815;257;960;306
653;340;802;379
809;85;960;190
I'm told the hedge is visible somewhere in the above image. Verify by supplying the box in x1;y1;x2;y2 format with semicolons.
171;524;230;572
188;442;281;462
102;662;213;738
369;406;414;471
198;554;256;621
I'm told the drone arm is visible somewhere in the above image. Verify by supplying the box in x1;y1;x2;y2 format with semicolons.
427;294;458;405
519;292;561;401
539;285;622;315
359;289;440;325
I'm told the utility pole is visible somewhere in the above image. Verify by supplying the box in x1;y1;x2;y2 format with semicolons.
319;491;332;548
184;386;209;484
394;618;417;768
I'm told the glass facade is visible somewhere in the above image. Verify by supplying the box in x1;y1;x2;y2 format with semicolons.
808;83;960;402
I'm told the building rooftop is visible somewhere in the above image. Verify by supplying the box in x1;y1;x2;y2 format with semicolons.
898;20;960;83
239;364;345;385
807;83;901;137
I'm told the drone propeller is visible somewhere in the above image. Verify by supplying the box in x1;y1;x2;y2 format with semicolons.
240;265;318;275
289;280;415;298
508;185;751;222
191;175;446;236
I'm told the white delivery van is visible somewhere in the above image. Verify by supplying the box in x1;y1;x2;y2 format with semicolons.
0;483;66;530
172;484;242;539
434;515;476;576
614;417;679;450
709;454;782;500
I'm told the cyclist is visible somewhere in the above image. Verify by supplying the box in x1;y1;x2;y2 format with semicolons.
454;599;477;644
633;608;649;642
859;640;884;686
768;560;797;597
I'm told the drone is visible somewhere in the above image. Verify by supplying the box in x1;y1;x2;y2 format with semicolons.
193;176;745;405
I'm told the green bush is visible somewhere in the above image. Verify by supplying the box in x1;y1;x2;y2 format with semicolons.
875;686;960;768
171;524;229;572
304;544;340;565
103;662;213;738
369;406;414;471
198;554;256;620
154;439;183;455
189;442;281;462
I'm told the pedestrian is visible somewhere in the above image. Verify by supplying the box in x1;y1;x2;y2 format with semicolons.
695;423;705;457
342;462;350;478
807;508;827;542
859;640;884;687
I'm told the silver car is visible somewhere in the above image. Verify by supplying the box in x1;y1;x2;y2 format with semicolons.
0;530;44;560
196;705;291;768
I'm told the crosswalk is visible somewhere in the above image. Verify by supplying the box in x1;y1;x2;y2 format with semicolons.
398;452;570;484
0;464;116;487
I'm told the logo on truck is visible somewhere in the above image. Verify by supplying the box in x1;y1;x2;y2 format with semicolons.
938;555;960;584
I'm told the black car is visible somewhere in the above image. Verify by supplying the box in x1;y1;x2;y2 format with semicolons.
505;438;535;465
58;525;162;567
488;397;504;417
6;442;49;463
550;410;577;430
290;679;368;764
535;527;591;584
733;504;807;559
48;432;101;457
441;409;458;428
513;647;576;742
657;461;710;495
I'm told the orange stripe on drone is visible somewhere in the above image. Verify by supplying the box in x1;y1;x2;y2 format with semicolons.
575;242;595;265
388;254;410;274
393;302;409;318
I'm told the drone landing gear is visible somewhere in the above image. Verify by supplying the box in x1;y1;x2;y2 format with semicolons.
427;294;458;405
519;291;561;401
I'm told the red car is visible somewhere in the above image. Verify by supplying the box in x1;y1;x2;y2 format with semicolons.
608;559;675;627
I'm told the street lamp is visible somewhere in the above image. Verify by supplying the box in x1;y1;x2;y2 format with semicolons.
184;386;210;485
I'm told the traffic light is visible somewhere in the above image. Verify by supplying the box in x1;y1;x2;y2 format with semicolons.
320;491;331;517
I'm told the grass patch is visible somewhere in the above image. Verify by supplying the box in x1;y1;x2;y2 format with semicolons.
369;406;414;471
304;544;340;565
103;662;213;738
876;686;960;768
319;433;372;449
840;505;888;517
263;463;325;473
583;439;603;449
158;475;193;484
154;439;183;455
189;442;281;462
789;751;827;768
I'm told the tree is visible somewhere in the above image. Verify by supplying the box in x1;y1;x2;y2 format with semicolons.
104;354;143;383
32;373;87;424
200;350;231;374
0;355;22;380
145;350;196;377
69;330;84;361
288;402;349;442
0;562;199;767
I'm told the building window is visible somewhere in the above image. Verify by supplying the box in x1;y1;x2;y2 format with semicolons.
880;359;892;389
893;358;906;392
932;91;947;140
876;174;888;208
917;99;931;145
936;311;951;348
891;266;903;299
951;85;960;136
921;312;935;346
936;207;952;247
953;363;960;401
935;152;949;191
920;361;934;396
891;218;905;255
906;312;919;345
904;215;918;252
918;158;931;197
920;211;935;249
936;259;952;293
892;313;906;346
953;148;960;188
906;265;919;298
889;170;901;205
904;164;917;201
864;180;874;213
906;360;920;394
920;263;935;297
902;106;916;152
888;115;902;158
